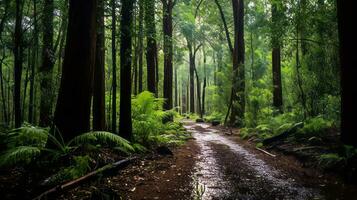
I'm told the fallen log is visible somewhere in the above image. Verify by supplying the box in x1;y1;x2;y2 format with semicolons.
263;122;304;145
256;147;276;157
33;157;137;200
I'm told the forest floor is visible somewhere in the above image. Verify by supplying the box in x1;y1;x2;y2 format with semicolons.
3;121;357;199
55;120;357;200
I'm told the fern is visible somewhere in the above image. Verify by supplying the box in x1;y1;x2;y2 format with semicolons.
69;131;134;152
0;146;41;167
6;126;48;148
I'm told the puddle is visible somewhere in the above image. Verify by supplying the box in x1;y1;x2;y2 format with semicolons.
185;123;322;200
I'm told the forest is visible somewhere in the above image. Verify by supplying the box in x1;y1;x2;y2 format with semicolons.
0;0;356;199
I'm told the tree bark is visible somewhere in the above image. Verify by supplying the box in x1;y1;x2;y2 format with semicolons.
93;0;106;131
14;0;24;128
39;0;55;127
163;0;174;110
119;0;134;141
54;0;97;141
28;0;39;124
229;0;245;127
145;0;157;94
337;0;357;146
111;0;117;133
138;0;144;93
271;2;283;112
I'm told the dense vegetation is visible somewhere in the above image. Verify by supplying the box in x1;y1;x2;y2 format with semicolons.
0;0;356;198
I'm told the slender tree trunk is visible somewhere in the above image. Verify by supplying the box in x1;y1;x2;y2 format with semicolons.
138;0;144;93
271;2;283;112
111;0;117;133
229;0;245;127
28;0;38;124
54;0;97;141
0;53;7;125
174;65;178;110
14;0;24;128
93;0;106;131
188;44;195;113
39;0;54;127
119;0;134;141
202;48;207;117
163;0;174;110
337;0;357;146
145;0;157;94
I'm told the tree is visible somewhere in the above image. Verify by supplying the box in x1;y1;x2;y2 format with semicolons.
138;0;144;93
54;0;97;141
111;0;117;133
119;0;134;141
271;0;283;112
39;0;55;127
145;0;157;94
337;0;357;146
93;0;106;131
229;0;245;126
162;0;175;110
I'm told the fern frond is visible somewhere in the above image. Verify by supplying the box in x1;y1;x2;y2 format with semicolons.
7;126;48;147
0;146;41;167
69;131;134;152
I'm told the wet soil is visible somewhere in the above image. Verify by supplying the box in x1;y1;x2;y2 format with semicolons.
2;121;357;199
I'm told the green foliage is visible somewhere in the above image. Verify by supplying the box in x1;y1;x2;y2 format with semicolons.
297;116;333;138
69;131;134;152
0;126;135;168
0;146;41;167
5;125;48;148
132;92;190;146
46;155;92;185
318;154;343;169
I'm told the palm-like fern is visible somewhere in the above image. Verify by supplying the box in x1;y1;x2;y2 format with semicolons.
69;131;134;152
0;146;42;167
6;126;48;147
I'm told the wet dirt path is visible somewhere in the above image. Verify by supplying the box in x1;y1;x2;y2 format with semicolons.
184;121;325;200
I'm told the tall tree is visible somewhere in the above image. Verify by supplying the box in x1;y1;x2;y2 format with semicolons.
93;0;106;130
119;0;134;141
13;0;24;128
39;0;55;127
28;0;39;124
271;0;283;111
144;0;157;94
111;0;117;133
229;0;245;126
162;0;175;110
54;0;97;141
138;0;144;93
337;0;357;146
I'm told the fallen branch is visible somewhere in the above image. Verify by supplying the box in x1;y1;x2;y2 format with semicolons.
33;157;137;200
256;147;276;157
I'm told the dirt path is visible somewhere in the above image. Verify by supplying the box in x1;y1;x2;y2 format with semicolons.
184;121;356;200
57;121;357;200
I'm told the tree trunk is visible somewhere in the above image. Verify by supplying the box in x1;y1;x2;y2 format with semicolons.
119;0;134;141
111;0;117;133
337;0;357;146
145;0;157;94
163;0;174;110
14;0;24;128
28;0;38;124
93;0;106;131
54;0;97;141
271;2;283;112
174;65;178;110
39;0;54;127
229;0;245;127
138;0;144;93
189;46;195;113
